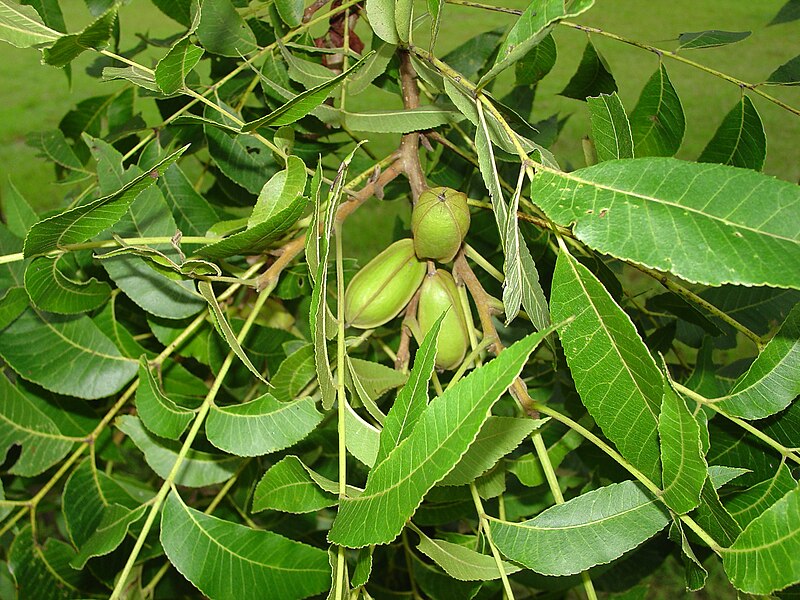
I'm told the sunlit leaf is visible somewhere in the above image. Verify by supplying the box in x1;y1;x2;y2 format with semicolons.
550;247;663;484
677;30;750;50
24;255;111;314
588;92;634;161
206;393;322;457
252;455;339;514
155;37;204;94
723;486;800;594
135;356;195;439
490;480;670;576
328;327;555;547
531;158;800;289
724;463;797;528
344;107;460;133
629;65;685;157
0;0;60;48
415;528;520;581
42;7;116;68
161;490;331;599
196;0;256;57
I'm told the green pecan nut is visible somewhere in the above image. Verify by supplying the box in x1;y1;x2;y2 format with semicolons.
411;186;470;263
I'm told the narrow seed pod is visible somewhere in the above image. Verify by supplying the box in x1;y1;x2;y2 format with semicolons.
417;269;470;370
344;238;426;329
411;187;470;263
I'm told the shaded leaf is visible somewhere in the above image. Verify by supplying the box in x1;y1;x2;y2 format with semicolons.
206;393;322;457
135;356;194;439
677;30;750;50
515;33;557;86
0;375;74;476
559;40;617;101
588;92;634;161
415;529;520;581
530;158;800;289
244;53;371;131
42;7;116;68
550;247;663;484
71;503;147;569
766;54;800;86
659;382;707;514
196;0;256;57
490;480;670;576
629;65;685;157
725;463;797;528
698;96;766;170
271;343;316;401
440;416;541;487
161;490;331;600
722;486;800;594
769;0;800;26
0;309;137;399
328;328;555;547
691;477;742;547
159;162;219;237
275;0;303;27
117;415;239;488
24;255;111;314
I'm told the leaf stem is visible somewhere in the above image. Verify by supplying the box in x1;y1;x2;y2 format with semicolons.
469;482;515;599
673;382;800;465
632;264;765;349
334;220;348;600
532;402;725;555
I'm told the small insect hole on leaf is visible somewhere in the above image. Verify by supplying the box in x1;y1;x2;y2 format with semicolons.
598;208;609;218
585;209;594;214
733;231;743;238
149;169;159;178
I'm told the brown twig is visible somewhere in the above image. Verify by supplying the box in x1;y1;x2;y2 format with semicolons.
303;0;334;23
395;287;422;371
399;50;428;201
454;251;539;417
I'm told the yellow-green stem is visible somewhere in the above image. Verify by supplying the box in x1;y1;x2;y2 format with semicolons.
469;483;515;600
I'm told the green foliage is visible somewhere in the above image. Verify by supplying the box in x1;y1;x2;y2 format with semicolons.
0;2;798;599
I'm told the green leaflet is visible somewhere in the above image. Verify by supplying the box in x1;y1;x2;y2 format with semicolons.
42;7;115;67
723;486;800;594
550;247;663;484
161;491;331;600
414;528;520;581
559;39;617;101
0;0;60;48
0;375;74;476
587;92;634;161
767;54;800;86
714;303;800;419
252;455;338;514
629;65;685;157
328;327;555;547
698;96;766;171
531;158;800;289
481;0;594;86
365;0;399;44
206;393;322;457
0;309;138;399
195;0;256;57
375;314;442;465
155;38;204;94
724;463;797;528
659;382;707;514
135;356;194;439
24;255;111;314
117;415;239;488
71;504;147;569
243;52;372;131
677;30;751;50
249;156;308;227
439;416;542;487
344;107;460;133
490;480;670;576
23;145;188;257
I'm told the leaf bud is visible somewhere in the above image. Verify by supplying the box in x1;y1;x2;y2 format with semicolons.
417;269;470;370
411;187;470;263
344;239;426;329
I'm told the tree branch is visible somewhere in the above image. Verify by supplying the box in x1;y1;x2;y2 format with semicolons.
399;50;428;201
